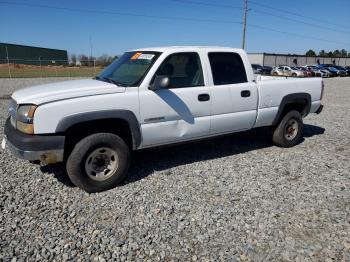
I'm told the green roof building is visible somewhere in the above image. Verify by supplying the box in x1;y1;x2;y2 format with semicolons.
0;42;68;66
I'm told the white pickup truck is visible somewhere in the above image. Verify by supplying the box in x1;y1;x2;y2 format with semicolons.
2;46;324;192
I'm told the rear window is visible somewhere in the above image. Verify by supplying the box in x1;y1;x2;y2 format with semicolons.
208;52;247;85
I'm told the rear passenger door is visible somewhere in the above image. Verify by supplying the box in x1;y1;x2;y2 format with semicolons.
207;52;258;134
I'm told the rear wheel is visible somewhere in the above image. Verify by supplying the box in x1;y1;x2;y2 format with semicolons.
272;110;303;147
292;73;297;77
66;133;130;193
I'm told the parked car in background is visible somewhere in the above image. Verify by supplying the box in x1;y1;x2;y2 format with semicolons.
296;67;312;77
252;64;263;74
271;66;304;77
332;65;350;76
262;65;273;75
304;65;329;78
325;66;346;77
318;64;346;77
319;67;337;77
252;64;272;75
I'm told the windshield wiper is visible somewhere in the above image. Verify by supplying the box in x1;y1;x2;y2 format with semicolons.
94;76;128;87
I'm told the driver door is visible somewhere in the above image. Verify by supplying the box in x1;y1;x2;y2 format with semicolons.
139;52;211;147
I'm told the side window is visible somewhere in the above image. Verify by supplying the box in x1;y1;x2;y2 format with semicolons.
153;52;204;88
208;52;247;85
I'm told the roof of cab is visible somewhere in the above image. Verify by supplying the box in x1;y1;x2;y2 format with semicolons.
132;46;243;52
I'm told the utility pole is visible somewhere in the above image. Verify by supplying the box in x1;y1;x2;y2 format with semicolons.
5;46;12;78
89;35;95;76
242;0;248;50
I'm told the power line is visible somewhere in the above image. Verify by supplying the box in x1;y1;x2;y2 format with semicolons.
247;23;349;45
252;9;350;34
0;1;349;46
0;1;242;25
169;0;350;34
170;0;242;9
249;0;349;30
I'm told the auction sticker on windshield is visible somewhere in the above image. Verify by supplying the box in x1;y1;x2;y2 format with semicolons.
138;54;155;60
131;52;155;60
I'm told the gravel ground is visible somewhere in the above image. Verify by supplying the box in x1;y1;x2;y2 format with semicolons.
0;77;349;261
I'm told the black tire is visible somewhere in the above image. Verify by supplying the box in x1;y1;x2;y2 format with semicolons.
66;133;130;193
273;72;278;76
272;110;303;148
292;73;297;77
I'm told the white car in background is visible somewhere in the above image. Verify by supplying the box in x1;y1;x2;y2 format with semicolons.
305;65;329;78
271;66;305;77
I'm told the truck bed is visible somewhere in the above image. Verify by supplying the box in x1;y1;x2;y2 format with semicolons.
253;75;323;128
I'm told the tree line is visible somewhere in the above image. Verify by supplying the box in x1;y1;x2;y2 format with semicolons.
305;49;349;57
69;54;118;67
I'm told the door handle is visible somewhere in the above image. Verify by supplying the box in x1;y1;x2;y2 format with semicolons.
198;94;210;101
241;90;251;97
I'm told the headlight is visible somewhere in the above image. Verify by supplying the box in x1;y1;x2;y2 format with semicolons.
15;104;37;134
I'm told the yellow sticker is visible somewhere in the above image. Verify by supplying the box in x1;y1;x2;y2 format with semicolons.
131;52;142;60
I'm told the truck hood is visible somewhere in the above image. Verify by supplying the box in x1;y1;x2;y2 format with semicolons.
12;79;126;105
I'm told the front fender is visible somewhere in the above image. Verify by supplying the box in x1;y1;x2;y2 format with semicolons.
56;110;141;149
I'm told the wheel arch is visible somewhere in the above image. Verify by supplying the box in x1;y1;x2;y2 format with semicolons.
272;93;311;126
56;110;141;151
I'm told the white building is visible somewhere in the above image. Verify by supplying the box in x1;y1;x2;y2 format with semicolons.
248;53;350;67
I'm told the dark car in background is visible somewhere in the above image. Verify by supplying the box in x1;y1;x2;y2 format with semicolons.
318;64;347;77
262;65;273;75
332;65;350;76
252;64;272;75
252;64;263;74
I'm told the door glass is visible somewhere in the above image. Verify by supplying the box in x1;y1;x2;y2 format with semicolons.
208;52;247;85
153;52;204;88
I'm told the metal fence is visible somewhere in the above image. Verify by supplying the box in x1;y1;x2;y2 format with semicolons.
0;59;105;78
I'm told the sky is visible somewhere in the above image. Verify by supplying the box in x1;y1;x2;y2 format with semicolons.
0;0;349;57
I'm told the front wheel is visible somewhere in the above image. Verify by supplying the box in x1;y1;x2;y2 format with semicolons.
272;110;303;147
66;133;130;193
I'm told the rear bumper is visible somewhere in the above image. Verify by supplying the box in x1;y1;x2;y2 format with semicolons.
3;118;65;164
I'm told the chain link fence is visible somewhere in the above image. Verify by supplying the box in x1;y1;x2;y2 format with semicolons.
0;59;105;78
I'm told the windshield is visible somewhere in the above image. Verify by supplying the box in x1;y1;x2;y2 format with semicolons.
97;51;161;87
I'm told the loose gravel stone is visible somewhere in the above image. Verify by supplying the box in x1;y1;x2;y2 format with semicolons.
0;77;349;261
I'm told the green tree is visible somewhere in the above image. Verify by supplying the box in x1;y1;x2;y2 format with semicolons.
319;50;326;57
305;49;316;56
340;49;347;57
327;51;333;57
333;49;341;57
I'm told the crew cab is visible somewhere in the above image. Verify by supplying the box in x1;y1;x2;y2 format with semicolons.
2;46;324;192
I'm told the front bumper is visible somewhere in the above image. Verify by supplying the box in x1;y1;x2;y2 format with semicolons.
315;104;324;114
3;118;65;164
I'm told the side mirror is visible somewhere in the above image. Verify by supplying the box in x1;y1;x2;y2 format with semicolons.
149;75;170;91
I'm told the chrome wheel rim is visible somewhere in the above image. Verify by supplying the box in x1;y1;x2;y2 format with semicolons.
284;118;299;141
85;147;118;181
